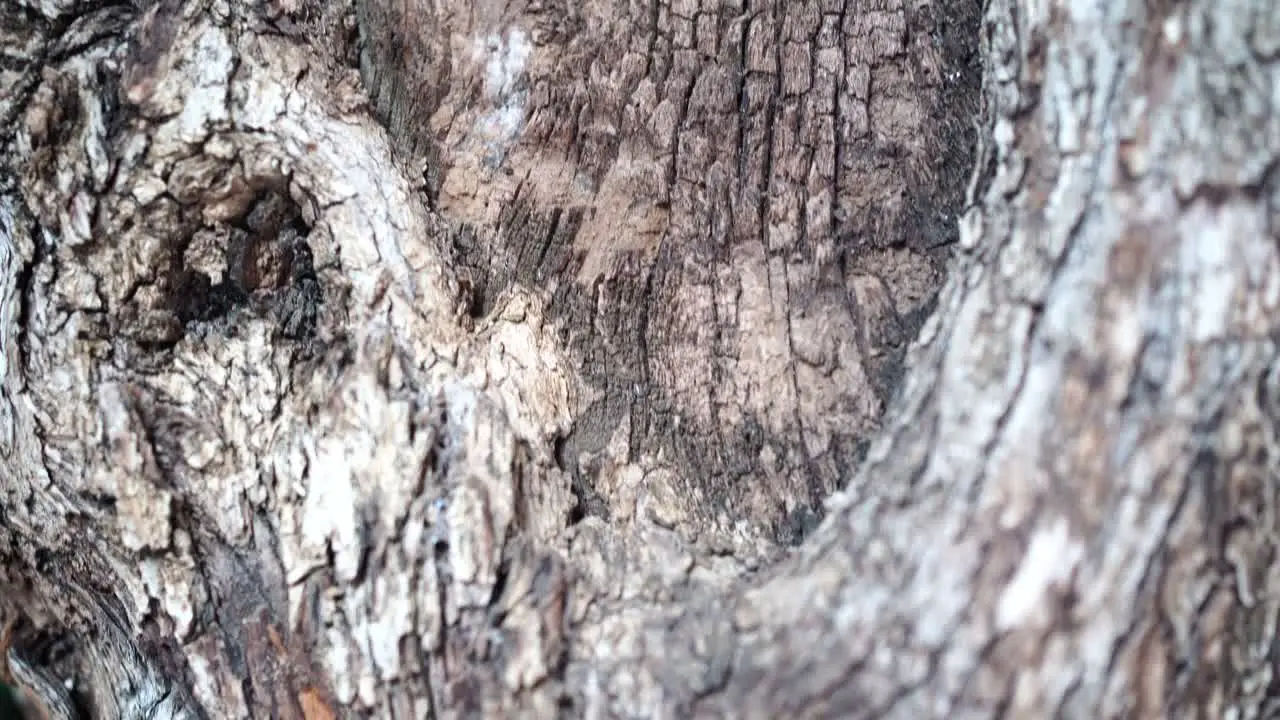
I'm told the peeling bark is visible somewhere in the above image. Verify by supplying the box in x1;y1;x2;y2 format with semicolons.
1;0;1277;718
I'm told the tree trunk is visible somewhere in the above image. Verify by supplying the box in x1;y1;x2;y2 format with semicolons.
1;0;1277;716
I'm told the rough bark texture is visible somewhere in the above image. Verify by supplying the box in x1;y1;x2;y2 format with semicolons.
354;0;979;540
1;0;1277;717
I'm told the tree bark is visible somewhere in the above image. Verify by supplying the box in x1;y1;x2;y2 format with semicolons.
1;0;1277;717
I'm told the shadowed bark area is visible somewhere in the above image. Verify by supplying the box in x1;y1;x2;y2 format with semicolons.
357;0;981;542
0;0;1278;718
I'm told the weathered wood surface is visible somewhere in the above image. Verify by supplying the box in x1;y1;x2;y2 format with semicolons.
0;0;1277;717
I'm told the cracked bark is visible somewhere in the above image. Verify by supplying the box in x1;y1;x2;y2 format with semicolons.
1;0;1278;718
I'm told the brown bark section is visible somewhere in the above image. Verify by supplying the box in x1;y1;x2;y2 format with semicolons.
357;0;979;539
0;0;1277;718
